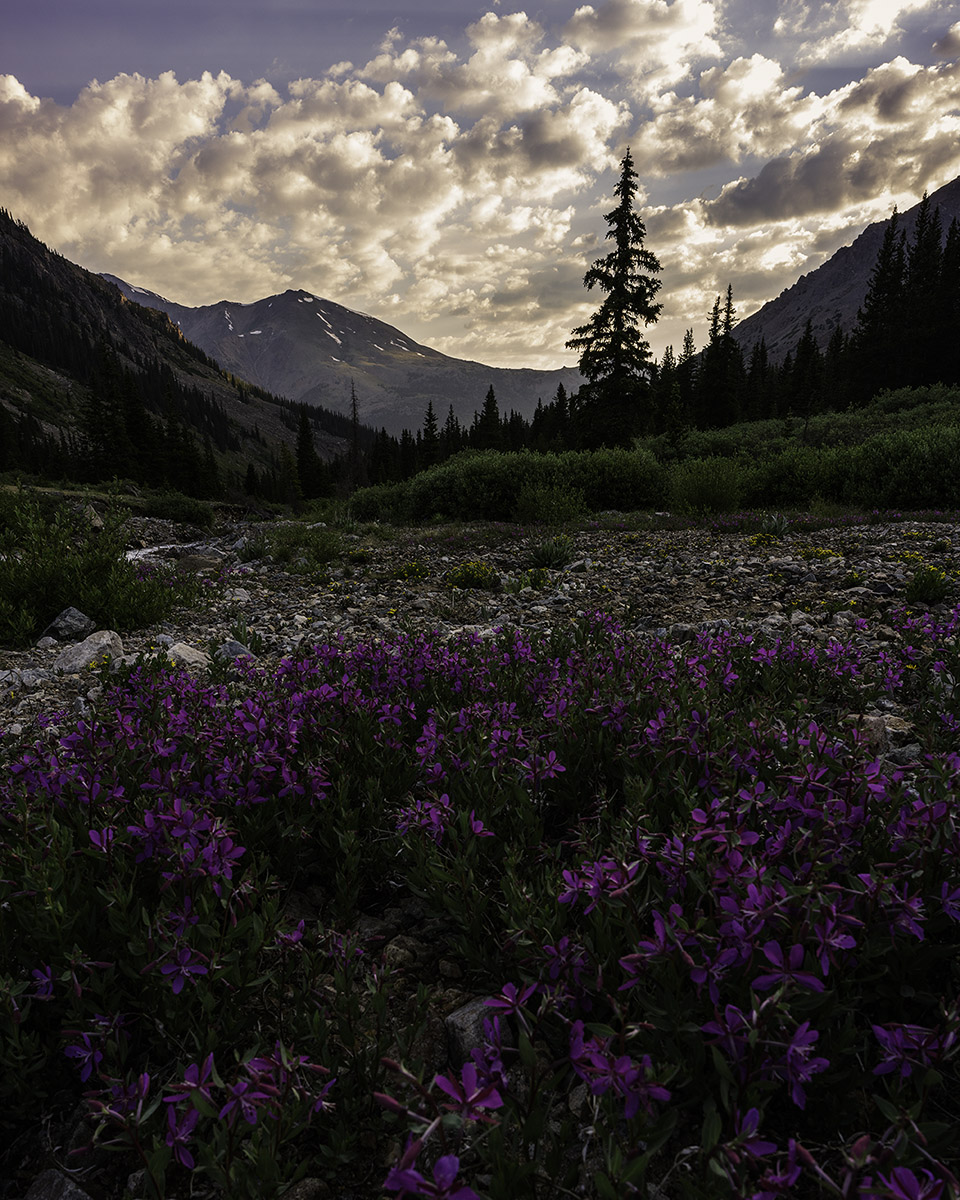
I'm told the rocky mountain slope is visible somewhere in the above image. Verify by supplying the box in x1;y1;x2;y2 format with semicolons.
0;211;354;473
103;278;584;436
731;175;960;361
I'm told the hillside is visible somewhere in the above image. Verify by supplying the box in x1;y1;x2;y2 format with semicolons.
732;175;960;360
0;210;354;490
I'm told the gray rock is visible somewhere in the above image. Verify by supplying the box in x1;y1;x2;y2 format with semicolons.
224;587;252;602
445;996;514;1067
54;630;123;674
23;1169;95;1200
216;639;255;662
42;607;95;641
175;552;224;574
36;636;59;650
166;642;212;669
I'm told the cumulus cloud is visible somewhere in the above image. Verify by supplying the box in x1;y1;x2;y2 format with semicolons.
1;0;958;370
565;0;721;94
773;0;942;64
631;54;820;174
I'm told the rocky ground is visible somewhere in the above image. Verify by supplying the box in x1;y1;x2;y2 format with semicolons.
1;511;957;748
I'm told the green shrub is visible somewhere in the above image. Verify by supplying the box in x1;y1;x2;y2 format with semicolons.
668;455;743;514
0;491;202;647
905;564;952;605
513;481;584;525
269;523;342;572
143;491;214;528
394;559;429;582
444;560;501;590
526;533;574;569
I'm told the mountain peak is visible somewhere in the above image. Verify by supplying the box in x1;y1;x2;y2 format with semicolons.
103;276;582;434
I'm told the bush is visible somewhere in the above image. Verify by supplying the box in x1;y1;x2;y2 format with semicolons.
269;523;343;572
513;481;584;525
0;491;202;647
526;534;574;569
668;455;743;514
906;564;952;605
143;491;214;529
444;560;501;590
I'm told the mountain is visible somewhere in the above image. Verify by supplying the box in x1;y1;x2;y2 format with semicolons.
731;175;960;361
0;209;357;491
102;278;584;436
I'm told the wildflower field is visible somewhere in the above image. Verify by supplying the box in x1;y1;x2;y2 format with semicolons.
2;516;960;1198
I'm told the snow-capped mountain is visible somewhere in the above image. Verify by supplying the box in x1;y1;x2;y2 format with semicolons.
102;279;583;435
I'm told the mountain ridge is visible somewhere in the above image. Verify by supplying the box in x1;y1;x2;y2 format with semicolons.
102;277;585;436
731;175;960;361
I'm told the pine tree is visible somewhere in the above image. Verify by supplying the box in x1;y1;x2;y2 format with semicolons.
472;386;502;450
854;207;906;402
903;193;943;384
420;400;440;467
566;147;662;445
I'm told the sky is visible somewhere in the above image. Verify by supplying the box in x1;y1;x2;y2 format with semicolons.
3;1;960;370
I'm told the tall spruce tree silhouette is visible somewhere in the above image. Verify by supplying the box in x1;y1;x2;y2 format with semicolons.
566;148;662;446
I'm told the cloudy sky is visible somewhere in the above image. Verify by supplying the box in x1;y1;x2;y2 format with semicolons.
3;1;959;368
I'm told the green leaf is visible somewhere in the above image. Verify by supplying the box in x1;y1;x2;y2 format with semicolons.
702;1101;722;1151
595;1172;620;1200
874;1095;901;1122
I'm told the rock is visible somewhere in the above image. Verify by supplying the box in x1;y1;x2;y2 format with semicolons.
54;630;123;674
82;504;104;531
23;1170;96;1200
42;607;96;642
445;996;515;1067
282;1179;330;1200
36;636;58;650
224;587;252;602
216;639;255;662
166;642;212;669
175;552;224;574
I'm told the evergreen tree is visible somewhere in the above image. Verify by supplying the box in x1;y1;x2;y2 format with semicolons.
785;319;823;421
903;193;943;384
441;405;463;459
472;386;502;450
565;147;662;445
695;287;743;427
420;400;440;466
676;328;698;422
853;207;906;402
296;408;327;499
937;218;960;383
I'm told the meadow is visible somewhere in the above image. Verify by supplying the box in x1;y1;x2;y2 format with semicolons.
1;486;960;1200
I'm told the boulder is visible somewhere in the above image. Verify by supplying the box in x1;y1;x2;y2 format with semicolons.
24;1170;95;1200
54;630;123;674
42;607;95;641
166;642;212;669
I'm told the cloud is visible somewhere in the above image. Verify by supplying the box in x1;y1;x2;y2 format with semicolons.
702;58;960;224
933;21;960;56
630;54;821;175
2;0;959;372
773;0;941;63
565;0;721;93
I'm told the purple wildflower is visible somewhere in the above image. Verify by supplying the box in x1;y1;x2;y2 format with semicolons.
165;1105;199;1169
64;1033;103;1082
159;947;209;994
873;1166;946;1200
434;1061;503;1120
384;1151;480;1200
752;942;824;993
